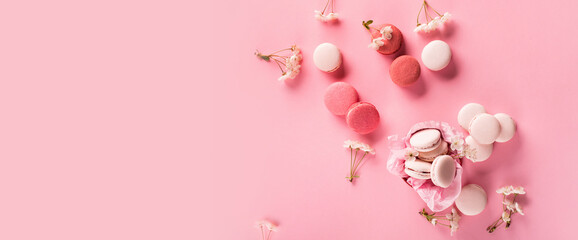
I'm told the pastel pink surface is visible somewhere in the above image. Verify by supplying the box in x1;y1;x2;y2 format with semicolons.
2;1;578;240
345;102;380;134
370;24;403;55
324;82;359;116
389;55;421;87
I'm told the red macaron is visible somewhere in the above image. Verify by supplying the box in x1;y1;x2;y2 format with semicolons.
346;102;380;134
389;55;421;87
370;24;403;55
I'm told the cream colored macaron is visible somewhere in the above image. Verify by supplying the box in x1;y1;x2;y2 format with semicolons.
465;136;493;162
313;43;342;72
455;184;487;216
494;113;517;143
421;40;451;71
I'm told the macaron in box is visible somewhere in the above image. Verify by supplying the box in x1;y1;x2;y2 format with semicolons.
387;121;465;212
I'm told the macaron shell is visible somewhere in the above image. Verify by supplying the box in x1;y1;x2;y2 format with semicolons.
421;40;452;71
455;184;487;216
458;103;486;129
494;113;517;143
345;102;380;134
404;160;432;179
371;24;403;55
417;141;448;162
409;129;442;152
323;82;359;116
465;136;493;162
313;43;342;72
469;113;501;144
430;155;455;188
390;55;421;87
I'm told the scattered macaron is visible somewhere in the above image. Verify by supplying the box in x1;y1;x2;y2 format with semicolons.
455;184;487;216
430;155;456;188
323;82;359;116
345;102;380;134
465;136;493;162
369;24;403;55
421;40;452;71
409;129;442;152
494;113;517;143
404;160;432;180
313;43;342;72
458;103;487;129
469;113;501;144
390;55;421;87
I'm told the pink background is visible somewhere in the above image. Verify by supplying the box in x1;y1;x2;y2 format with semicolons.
1;0;577;239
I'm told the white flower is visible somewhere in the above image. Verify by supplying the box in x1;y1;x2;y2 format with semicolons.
464;145;477;160
314;10;339;22
503;199;515;211
496;186;513;195
325;12;339;21
431;218;437;226
368;37;384;50
514;202;524;215
413;24;425;33
404;148;419;161
449;136;464;152
512;186;526;195
314;10;324;21
278;47;302;82
343;140;375;155
380;26;393;40
441;12;452;23
426;18;441;32
265;221;278;232
501;211;511;222
497;185;525;196
448;208;460;236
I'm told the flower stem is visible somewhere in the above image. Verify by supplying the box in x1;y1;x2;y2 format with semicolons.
321;0;330;14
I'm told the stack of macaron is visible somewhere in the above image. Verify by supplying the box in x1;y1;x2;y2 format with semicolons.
323;82;380;134
403;129;456;188
457;103;517;162
364;22;453;87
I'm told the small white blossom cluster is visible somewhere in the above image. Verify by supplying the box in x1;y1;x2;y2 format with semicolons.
343;139;375;155
403;148;419;161
420;208;461;236
314;10;339;22
448;136;477;160
343;140;375;182
256;220;278;240
414;12;452;33
488;186;526;233
278;47;302;81
368;26;393;50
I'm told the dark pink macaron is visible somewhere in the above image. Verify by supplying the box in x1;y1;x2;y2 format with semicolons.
390;55;421;87
324;82;359;116
346;102;380;134
370;24;403;55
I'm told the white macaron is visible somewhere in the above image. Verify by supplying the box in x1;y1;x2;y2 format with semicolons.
313;43;342;72
465;136;493;162
455;184;487;216
458;103;487;130
421;40;452;71
469;113;501;145
494;113;517;143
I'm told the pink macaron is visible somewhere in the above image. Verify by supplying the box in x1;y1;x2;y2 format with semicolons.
345;102;380;134
323;82;359;116
430;155;456;188
370;24;403;55
390;55;421;87
469;113;501;144
455;184;487;216
409;129;442;152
